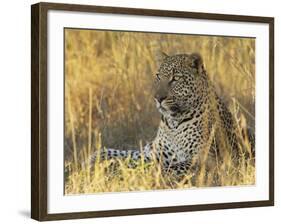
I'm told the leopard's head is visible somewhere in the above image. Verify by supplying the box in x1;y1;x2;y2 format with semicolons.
154;53;208;119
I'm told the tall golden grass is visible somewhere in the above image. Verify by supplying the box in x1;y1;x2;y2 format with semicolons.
64;29;255;195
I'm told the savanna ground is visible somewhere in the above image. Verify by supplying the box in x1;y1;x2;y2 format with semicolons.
64;29;255;195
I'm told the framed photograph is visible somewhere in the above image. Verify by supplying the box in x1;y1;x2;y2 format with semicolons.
31;2;274;221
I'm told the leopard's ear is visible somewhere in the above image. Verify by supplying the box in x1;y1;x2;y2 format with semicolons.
190;53;203;69
156;51;169;65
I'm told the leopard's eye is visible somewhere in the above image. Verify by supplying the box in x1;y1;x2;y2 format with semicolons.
156;73;160;81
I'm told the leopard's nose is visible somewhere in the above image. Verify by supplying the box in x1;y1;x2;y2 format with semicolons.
154;94;167;103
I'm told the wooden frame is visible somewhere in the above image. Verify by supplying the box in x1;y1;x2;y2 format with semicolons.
31;2;274;221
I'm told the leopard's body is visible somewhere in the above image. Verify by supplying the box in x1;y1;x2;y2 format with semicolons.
93;53;248;176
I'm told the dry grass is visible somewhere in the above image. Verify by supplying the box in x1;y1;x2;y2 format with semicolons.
64;29;255;195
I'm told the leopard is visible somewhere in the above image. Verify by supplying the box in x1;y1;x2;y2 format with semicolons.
91;52;252;178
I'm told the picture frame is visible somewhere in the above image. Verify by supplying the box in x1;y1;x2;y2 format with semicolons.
31;2;274;221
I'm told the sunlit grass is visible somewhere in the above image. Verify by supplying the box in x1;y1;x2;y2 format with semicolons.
64;29;255;194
